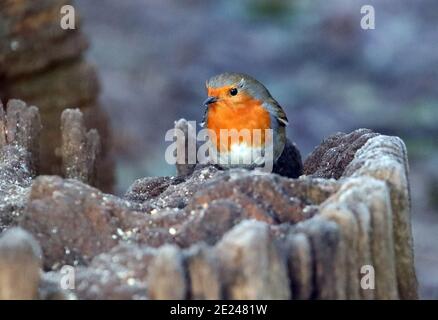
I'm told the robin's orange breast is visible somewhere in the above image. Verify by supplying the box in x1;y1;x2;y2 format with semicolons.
206;93;271;152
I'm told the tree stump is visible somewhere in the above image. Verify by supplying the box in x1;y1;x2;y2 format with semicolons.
0;105;418;299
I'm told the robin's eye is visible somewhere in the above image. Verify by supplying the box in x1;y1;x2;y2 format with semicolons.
230;88;238;96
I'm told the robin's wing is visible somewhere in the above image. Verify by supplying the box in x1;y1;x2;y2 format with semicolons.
267;99;289;127
275;105;289;126
200;106;208;127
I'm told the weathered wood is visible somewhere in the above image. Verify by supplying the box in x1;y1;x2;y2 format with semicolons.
320;201;360;299
284;232;313;300
5;99;41;174
296;216;345;299
147;245;187;300
0;0;114;192
61;108;100;185
174;118;197;177
0;100;6;148
185;244;222;300
0;228;42;300
344;136;417;299
0;115;417;300
215;220;291;300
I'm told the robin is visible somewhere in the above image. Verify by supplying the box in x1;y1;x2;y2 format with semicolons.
202;72;302;176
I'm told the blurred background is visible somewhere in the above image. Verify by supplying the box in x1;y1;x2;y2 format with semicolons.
55;0;438;298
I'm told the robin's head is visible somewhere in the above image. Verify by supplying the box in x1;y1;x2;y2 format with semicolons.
203;72;272;108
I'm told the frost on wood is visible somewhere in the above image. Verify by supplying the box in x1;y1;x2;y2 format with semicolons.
0;106;417;299
0;0;114;192
1;99;41;174
61;108;101;185
343;135;417;299
0;99;41;232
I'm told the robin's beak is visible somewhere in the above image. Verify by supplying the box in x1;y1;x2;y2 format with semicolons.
203;96;218;107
